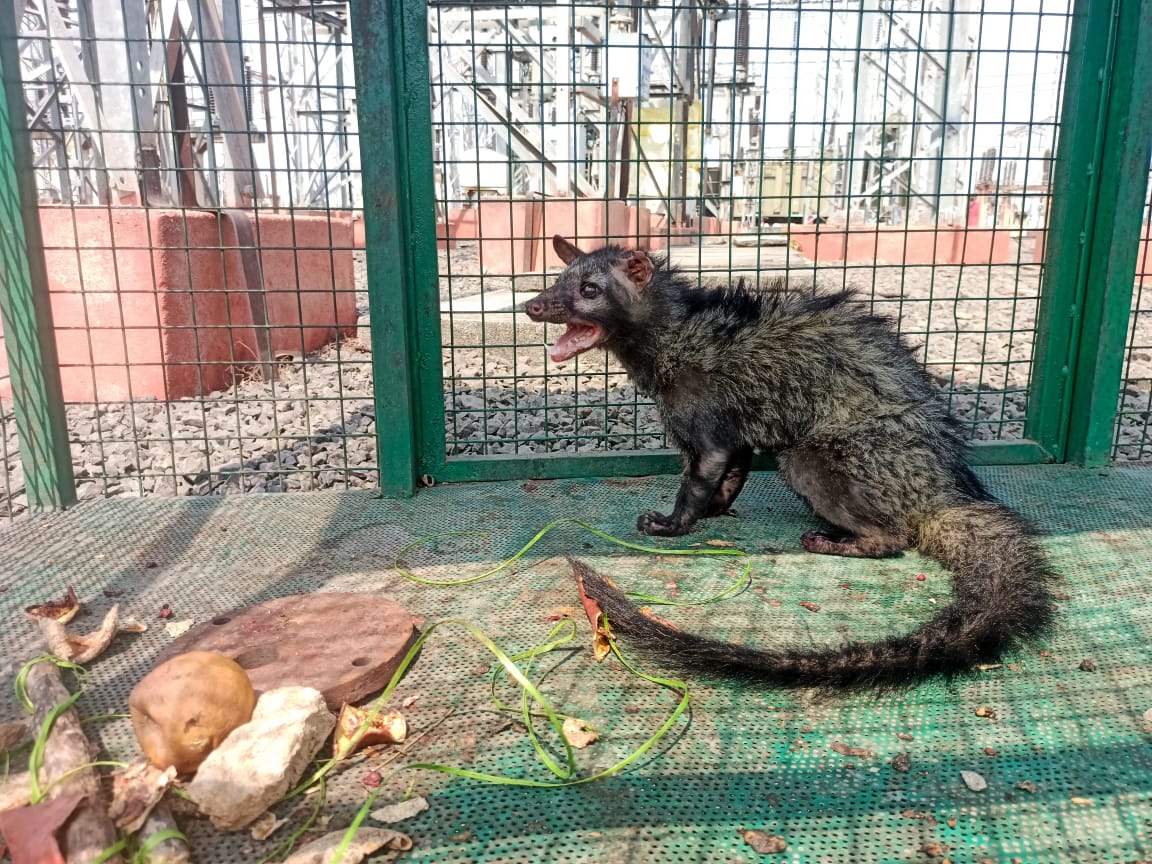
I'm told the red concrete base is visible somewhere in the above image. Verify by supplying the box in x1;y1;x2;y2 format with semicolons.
446;207;479;241
476;200;540;274
788;225;1012;266
352;214;454;251
536;199;631;269
647;218;695;251
629;205;652;251
435;222;456;250
0;207;356;403
1037;223;1149;284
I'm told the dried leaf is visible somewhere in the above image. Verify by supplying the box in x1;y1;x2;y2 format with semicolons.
0;772;32;812
1015;781;1039;794
0;721;27;755
370;796;429;824
0;792;83;864
974;706;997;719
1078;659;1097;673
545;605;580;623
704;539;734;548
108;756;176;834
921;842;953;858
250;812;287;841
362;771;382;788
164;619;195;638
37;618;74;662
573;566;613;662
896;733;915;742
1070;797;1094;807
37;605;121;664
831;741;872;758
400;696;419;709
282;828;412;864
69;605;121;664
900;809;936;825
333;705;407;759
25;586;80;624
562;718;599;750
118;618;148;634
799;601;821;612
741;830;787;855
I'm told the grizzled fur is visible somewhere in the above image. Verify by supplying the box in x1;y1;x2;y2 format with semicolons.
524;236;1055;688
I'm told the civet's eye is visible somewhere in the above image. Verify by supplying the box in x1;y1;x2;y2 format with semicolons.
580;282;601;299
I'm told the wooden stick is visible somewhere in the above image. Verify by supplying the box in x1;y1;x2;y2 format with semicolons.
26;660;123;864
136;801;191;864
0;770;32;811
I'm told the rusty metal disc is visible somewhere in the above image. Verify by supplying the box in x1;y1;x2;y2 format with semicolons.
157;593;417;710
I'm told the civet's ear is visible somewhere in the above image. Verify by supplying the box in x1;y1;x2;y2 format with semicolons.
613;249;654;291
552;235;585;265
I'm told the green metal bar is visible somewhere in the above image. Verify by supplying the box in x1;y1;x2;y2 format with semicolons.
1026;0;1120;461
1064;0;1152;466
435;440;1053;485
348;0;428;497
0;5;76;511
396;0;450;484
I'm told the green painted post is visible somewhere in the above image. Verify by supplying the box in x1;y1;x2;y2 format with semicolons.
1064;0;1152;465
1026;0;1113;461
395;0;449;484
1028;0;1152;465
348;0;440;496
0;5;76;510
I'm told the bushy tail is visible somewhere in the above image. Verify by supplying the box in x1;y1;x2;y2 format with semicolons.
572;503;1054;688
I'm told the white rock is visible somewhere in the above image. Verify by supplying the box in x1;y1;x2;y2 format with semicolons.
370;796;429;824
960;770;987;792
283;828;412;864
187;687;335;830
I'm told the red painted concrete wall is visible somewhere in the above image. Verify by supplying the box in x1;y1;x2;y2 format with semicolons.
0;207;356;403
789;225;1013;266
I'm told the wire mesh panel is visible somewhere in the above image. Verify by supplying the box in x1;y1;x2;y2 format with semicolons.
427;0;1073;467
1113;156;1152;462
0;0;375;520
0;379;16;522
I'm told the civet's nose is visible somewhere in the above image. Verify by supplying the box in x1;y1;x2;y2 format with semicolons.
525;300;545;318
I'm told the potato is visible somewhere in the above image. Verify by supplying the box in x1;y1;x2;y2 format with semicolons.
129;651;257;776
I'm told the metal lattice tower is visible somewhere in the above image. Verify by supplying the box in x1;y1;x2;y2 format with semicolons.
16;0;357;210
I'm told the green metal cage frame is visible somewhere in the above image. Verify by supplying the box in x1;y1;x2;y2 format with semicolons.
2;0;1152;506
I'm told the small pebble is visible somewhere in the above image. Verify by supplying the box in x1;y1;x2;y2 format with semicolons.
1079;658;1097;672
960;770;987;792
916;573;926;581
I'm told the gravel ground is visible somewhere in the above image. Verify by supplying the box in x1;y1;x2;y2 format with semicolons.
4;241;1152;520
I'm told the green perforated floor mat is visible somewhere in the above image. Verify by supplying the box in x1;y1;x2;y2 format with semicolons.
2;466;1151;863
